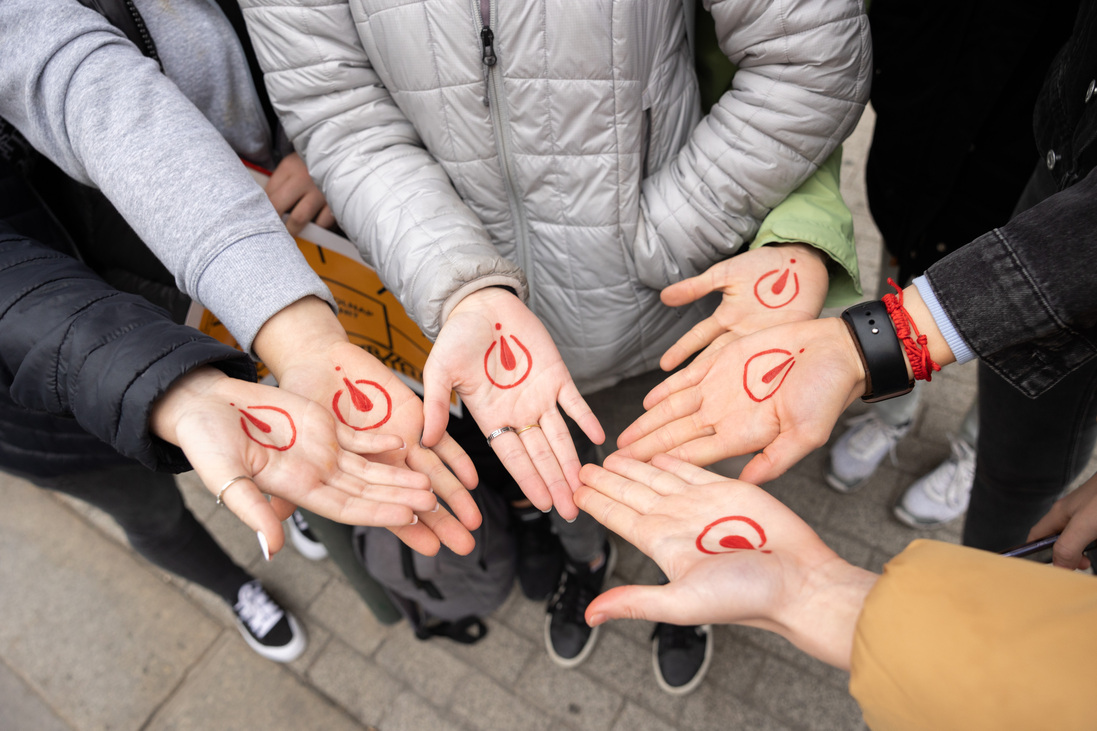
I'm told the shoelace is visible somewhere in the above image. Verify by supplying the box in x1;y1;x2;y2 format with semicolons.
552;567;597;625
234;581;284;639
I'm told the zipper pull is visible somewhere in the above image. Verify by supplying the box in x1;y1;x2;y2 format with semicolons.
480;26;497;66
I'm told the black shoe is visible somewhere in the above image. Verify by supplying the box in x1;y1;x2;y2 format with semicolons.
288;510;329;561
651;622;713;695
514;509;564;600
545;539;617;667
233;580;307;663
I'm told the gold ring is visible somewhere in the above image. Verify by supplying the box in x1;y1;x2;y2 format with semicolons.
216;475;252;507
516;424;541;435
485;426;515;445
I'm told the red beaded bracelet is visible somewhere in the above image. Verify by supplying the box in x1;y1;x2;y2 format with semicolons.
881;278;941;382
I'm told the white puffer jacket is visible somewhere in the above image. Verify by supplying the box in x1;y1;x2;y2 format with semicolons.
242;0;870;392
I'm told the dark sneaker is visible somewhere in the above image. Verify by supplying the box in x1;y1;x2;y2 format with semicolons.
515;509;564;600
545;539;617;667
233;580;307;663
652;622;713;695
287;510;328;561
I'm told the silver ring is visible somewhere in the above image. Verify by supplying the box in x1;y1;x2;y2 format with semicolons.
485;426;515;445
216;475;252;507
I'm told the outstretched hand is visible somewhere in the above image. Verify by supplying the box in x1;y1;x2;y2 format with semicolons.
659;243;829;371
422;287;604;521
151;368;438;557
576;454;875;670
616;317;866;484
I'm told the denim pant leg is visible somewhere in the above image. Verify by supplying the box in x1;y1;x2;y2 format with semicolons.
962;359;1097;551
30;465;252;603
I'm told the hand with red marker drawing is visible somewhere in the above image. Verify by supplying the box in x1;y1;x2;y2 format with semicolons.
422;287;605;521
263;151;336;236
659;243;829;371
253;297;481;557
149;367;439;559
616;317;866;485
576;454;877;671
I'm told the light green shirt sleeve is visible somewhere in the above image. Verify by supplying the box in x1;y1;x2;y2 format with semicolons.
749;146;862;307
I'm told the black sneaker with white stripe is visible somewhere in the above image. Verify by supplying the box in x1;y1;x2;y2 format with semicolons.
233;580;307;663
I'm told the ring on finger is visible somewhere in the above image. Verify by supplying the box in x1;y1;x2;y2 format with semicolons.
215;475;253;507
485;426;515;445
516;424;541;435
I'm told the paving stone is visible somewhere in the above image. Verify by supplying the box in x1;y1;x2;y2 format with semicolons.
440;613;537;687
448;671;551;731
514;654;624;731
704;625;769;697
147;634;366;731
0;659;73;731
0;477;221;731
308;578;396;657
751;657;866;731
306;638;403;728
580;628;687;724
374;625;476;706
382;689;468;731
611;701;679;731
680;683;794;731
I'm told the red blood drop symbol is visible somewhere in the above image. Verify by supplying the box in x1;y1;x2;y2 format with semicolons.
332;377;392;430
237;405;296;451
696;516;768;554
753;267;800;309
484;324;532;389
743;348;797;402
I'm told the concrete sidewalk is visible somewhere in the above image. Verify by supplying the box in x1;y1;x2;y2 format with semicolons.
0;109;1021;731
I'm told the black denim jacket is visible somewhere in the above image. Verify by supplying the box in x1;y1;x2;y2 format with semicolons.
924;3;1097;398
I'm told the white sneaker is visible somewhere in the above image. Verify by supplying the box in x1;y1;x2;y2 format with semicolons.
893;436;977;528
826;412;913;493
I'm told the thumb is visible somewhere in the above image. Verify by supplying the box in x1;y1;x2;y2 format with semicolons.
661;273;712;308
739;429;820;485
586;583;685;627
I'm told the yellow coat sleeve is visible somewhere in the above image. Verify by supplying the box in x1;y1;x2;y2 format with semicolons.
850;540;1097;730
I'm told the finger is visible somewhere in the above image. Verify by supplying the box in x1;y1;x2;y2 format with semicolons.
519;416;578;520
659;317;724;371
1052;511;1097;570
660;272;716;308
327;471;437;512
601;452;691;499
432;430;479;489
387;523;441;557
737;428;825;485
616;388;705;451
586;584;692;626
420;367;455;448
489;430;553;512
336;427;407;455
339;450;432;491
641;363;709;412
650;452;725;487
573;483;645;541
269;495;298;522
296;486;419;526
557;381;605;446
415;504;476;556
1028;504;1068;544
406;446;482;531
314;205;336;230
286;192;326;235
578;460;665;514
219;477;287;558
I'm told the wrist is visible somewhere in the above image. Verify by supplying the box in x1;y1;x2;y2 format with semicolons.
777;556;878;671
253;296;349;378
149;366;230;445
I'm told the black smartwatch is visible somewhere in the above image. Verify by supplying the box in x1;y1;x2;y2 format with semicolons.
840;301;914;402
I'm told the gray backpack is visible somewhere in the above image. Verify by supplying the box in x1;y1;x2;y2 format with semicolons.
353;486;517;643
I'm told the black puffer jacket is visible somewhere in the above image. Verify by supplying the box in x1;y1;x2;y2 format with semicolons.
0;167;255;477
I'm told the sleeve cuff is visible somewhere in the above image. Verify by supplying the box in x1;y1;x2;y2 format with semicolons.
913;275;975;364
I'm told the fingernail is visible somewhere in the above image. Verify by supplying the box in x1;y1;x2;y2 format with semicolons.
257;531;270;561
399;440;407;450
565;516;577;524
430;502;440;513
540;507;552;514
410;514;419;525
588;613;604;627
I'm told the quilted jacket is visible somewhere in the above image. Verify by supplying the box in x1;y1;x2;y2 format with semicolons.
242;0;871;391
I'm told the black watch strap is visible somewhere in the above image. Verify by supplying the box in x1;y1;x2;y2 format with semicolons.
841;301;914;403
